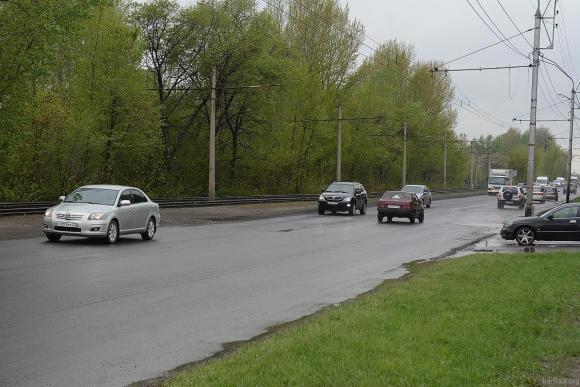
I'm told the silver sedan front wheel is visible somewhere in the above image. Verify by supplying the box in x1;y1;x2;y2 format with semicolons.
515;226;535;246
106;220;119;244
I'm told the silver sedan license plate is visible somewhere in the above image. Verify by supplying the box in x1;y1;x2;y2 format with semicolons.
58;221;78;228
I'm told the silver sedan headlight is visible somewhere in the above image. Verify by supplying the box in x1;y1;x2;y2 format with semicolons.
319;195;325;201
342;197;352;203
88;212;106;220
44;208;53;217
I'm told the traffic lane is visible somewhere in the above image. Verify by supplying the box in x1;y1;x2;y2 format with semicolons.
0;195;535;387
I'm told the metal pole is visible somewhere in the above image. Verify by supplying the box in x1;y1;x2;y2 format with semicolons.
525;4;542;216
336;105;342;181
443;136;447;191
470;141;475;190
402;122;407;187
209;67;216;201
475;153;478;185
488;148;491;177
566;88;576;203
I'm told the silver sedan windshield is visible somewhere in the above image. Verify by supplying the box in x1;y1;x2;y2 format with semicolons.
64;188;119;206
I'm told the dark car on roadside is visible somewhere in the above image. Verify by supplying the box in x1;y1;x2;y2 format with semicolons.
543;185;559;201
497;185;525;209
500;203;580;246
377;191;424;224
318;181;367;215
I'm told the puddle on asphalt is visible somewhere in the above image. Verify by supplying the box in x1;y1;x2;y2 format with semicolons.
452;234;580;257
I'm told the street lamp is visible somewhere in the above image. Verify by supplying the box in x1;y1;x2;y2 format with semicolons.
540;56;579;203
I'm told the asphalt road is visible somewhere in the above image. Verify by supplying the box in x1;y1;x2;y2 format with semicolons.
0;194;568;386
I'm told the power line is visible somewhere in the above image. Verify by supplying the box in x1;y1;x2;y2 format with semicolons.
451;100;504;128
558;1;579;80
472;0;529;58
436;28;533;68
512;99;568;119
496;0;534;49
434;64;531;73
454;83;508;125
466;0;529;59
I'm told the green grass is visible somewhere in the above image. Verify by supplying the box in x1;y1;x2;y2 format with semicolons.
165;253;580;386
573;196;580;203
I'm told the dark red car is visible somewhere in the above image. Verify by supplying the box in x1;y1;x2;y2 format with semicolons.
377;191;424;224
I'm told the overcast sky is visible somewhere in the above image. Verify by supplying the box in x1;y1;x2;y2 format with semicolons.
174;0;580;173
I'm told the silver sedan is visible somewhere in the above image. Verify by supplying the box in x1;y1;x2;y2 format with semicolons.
402;184;432;208
42;184;160;244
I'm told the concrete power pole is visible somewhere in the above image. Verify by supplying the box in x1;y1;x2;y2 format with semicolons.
566;88;576;203
209;67;217;201
443;137;447;191
336;105;342;181
402;123;407;187
525;3;542;217
470;141;475;190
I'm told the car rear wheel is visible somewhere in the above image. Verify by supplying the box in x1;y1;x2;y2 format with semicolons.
360;201;367;215
141;217;156;241
377;215;383;223
105;220;119;244
387;216;393;222
418;213;424;223
426;199;431;208
46;233;61;242
318;208;325;215
515;226;535;246
497;201;504;209
410;214;416;224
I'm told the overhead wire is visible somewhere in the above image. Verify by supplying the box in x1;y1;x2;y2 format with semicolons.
472;0;529;58
557;0;579;80
465;0;529;59
496;0;534;49
453;83;508;126
436;28;533;69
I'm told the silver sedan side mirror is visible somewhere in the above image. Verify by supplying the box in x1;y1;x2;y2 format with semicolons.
59;196;65;201
120;200;131;207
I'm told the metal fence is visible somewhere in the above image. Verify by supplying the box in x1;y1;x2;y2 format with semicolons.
0;187;487;216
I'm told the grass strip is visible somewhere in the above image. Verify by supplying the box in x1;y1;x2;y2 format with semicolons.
165;253;580;386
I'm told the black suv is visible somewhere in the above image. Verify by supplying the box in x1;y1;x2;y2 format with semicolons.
318;181;367;215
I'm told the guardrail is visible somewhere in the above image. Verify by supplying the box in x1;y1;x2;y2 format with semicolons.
0;187;487;216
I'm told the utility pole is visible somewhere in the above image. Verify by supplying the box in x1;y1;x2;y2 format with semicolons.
487;148;491;179
402;123;407;187
209;67;216;201
443;136;447;191
470;141;475;190
336;105;342;181
475;153;479;185
525;3;542;217
566;88;576;203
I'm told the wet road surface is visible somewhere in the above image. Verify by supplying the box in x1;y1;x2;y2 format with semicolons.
0;194;570;386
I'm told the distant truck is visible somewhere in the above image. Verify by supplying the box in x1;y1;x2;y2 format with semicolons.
488;168;518;195
535;176;549;187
